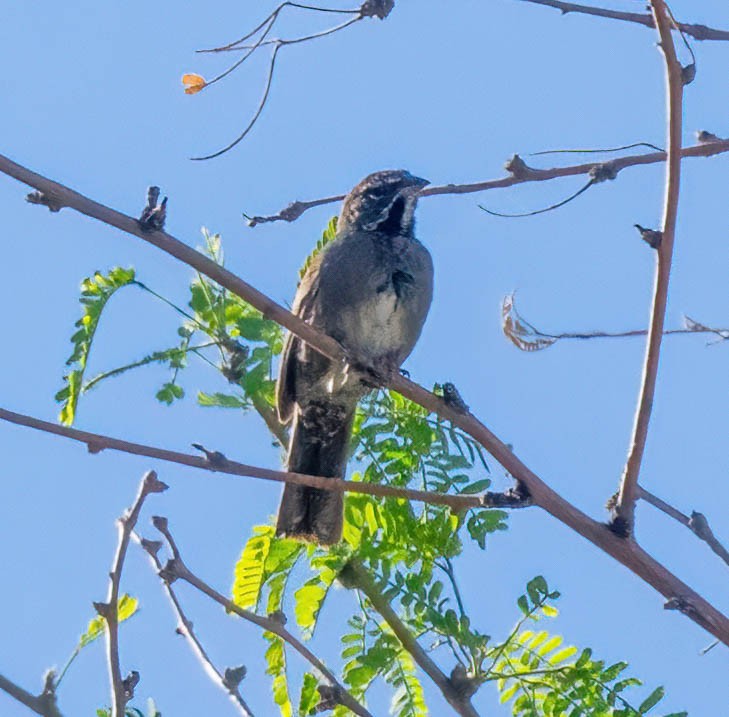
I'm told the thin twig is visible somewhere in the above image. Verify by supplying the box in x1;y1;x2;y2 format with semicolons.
612;0;684;536
96;471;168;717
3;157;729;646
514;0;729;41
189;1;365;159
0;406;527;513
0;671;63;717
134;534;255;716
151;519;373;717
243;137;729;226
191;43;282;161
339;559;480;716
638;487;729;569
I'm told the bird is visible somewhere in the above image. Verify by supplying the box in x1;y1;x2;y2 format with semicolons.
275;169;434;544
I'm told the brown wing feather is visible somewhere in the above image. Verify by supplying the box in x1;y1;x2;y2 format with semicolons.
275;251;324;423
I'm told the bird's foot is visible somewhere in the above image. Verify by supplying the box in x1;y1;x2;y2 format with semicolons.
343;351;400;388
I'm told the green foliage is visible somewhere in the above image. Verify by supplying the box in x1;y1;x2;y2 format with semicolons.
79;594;139;648
59;229;284;422
298;216;337;281
55;266;136;424
486;579;681;717
297;673;320;716
62;223;683;717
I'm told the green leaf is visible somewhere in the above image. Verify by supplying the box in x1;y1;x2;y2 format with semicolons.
155;382;184;405
233;526;273;610
79;594;139;649
197;391;248;408
298;673;319;716
57;267;136;424
638;686;665;713
265;635;292;717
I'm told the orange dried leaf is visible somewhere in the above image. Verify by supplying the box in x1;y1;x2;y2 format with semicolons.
182;73;207;95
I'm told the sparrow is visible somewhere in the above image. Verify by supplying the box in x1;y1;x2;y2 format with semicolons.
275;170;434;544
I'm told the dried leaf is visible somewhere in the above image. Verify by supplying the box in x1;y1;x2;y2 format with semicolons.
182;73;207;95
501;293;557;352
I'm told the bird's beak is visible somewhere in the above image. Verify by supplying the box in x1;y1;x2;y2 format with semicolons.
406;175;430;195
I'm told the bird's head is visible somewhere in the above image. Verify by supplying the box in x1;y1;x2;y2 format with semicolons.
338;169;429;237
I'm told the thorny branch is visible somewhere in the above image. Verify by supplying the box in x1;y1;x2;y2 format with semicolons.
188;1;393;159
134;535;255;716
340;559;481;717
638;487;729;569
612;0;684;536
3;156;729;647
0;406;530;512
95;471;167;717
515;0;729;42
0;671;63;717
243;136;729;226
150;518;374;717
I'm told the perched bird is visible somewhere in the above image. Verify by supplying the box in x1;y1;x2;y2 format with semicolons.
275;170;434;544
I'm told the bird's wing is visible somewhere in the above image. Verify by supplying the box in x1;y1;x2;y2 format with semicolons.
276;251;324;423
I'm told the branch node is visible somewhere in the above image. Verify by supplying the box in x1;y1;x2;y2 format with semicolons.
607;514;631;539
140;538;163;559
504;154;532;178
25;190;64;212
359;0;395;20
696;129;720;143
448;664;480;700
86;440;105;454
141;469;168;495
267;609;288;626
441;382;470;414
316;683;343;710
191;442;228;468
634;224;663;249
681;63;697;85
93;600;112;618
159;557;183;584
122;670;140;701
589;161;619;183
138;186;168;232
664;595;699;618
223;665;248;691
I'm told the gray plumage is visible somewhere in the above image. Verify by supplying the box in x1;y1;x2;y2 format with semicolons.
275;170;434;544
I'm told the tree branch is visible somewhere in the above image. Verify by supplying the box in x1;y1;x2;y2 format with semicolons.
0;406;529;513
339;559;480;717
134;535;255;716
638;486;729;569
0;671;63;717
150;518;373;717
243;137;729;226
612;0;684;536
3;156;729;647
95;471;167;717
514;0;729;42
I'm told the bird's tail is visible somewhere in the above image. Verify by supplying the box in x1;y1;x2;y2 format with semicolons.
275;401;354;545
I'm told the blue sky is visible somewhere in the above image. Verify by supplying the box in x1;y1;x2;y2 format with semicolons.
1;0;728;714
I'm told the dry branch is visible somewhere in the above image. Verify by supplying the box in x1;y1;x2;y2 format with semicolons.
244;137;729;226
638;487;729;569
96;471;167;717
0;671;63;717
151;519;373;717
514;0;729;41
0;407;528;512
340;559;480;716
135;535;255;716
612;0;684;536
2;155;729;647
